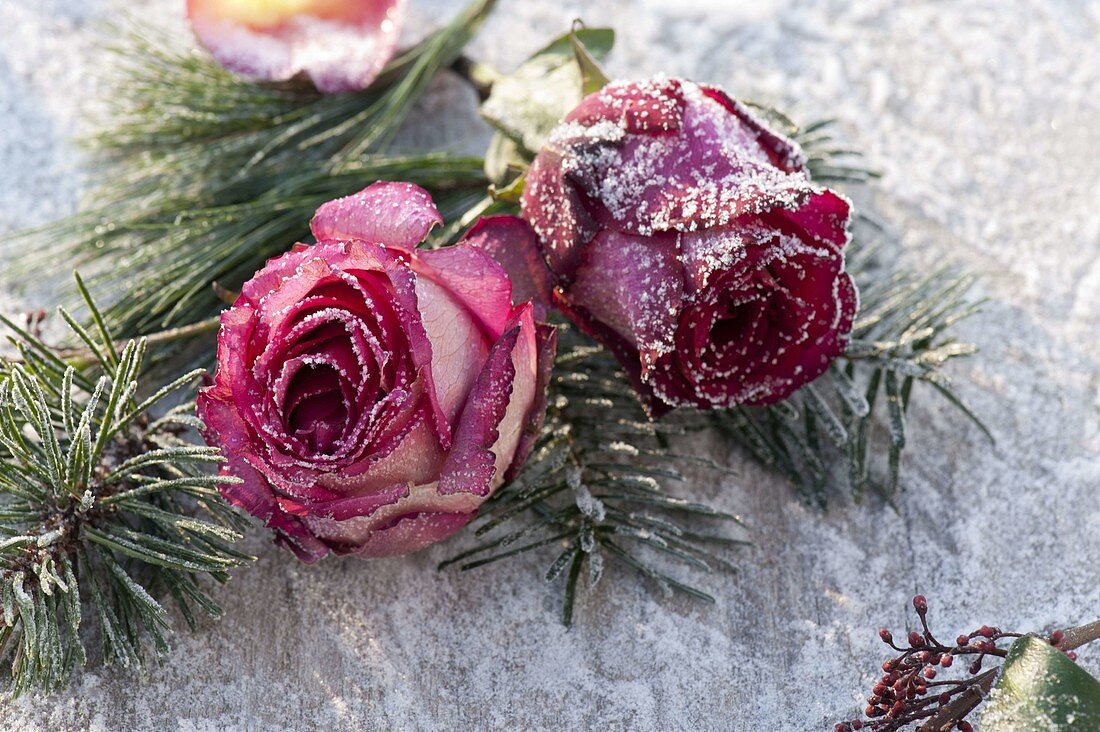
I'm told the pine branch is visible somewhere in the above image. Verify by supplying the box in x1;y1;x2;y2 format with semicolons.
6;1;496;339
0;281;250;695
443;322;748;626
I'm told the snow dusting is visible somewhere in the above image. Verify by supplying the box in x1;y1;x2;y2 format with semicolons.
2;0;1099;730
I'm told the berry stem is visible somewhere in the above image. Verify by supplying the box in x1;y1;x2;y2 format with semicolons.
1062;618;1100;651
917;668;996;732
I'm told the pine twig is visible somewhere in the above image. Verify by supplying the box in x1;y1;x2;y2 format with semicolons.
444;321;747;626
0;279;251;695
5;1;496;341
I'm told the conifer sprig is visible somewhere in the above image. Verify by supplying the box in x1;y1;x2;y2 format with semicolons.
7;0;496;339
0;278;250;695
443;322;748;626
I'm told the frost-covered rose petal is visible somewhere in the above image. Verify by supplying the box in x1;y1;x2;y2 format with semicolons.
187;0;405;93
522;77;857;413
198;184;555;560
460;215;554;317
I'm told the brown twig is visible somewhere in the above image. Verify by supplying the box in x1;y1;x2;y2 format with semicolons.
42;316;221;369
917;668;997;732
1062;619;1100;651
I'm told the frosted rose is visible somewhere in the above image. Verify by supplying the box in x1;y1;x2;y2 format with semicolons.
187;0;405;93
521;77;857;414
197;182;555;561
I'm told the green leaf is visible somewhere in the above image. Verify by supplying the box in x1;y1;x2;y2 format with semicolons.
982;636;1100;731
480;27;615;154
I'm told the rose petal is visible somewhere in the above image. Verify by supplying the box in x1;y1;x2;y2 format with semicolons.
566;229;683;356
347;511;473;558
437;320;523;497
413;244;514;340
775;187;852;252
504;321;557;480
310;181;442;248
187;0;406;94
560;82;814;238
553;292;671;418
411;261;493;428
699;85;807;172
330;419;444;493
276;482;408;521
521;149;599;280
567;77;686;134
460;215;554;315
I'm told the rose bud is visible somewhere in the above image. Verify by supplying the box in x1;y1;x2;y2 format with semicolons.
187;0;405;93
197;182;556;561
520;77;857;414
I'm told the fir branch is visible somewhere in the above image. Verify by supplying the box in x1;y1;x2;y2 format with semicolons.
0;282;250;695
7;1;496;339
443;322;748;626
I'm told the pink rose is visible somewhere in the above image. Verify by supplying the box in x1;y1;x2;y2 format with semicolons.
197;182;555;561
187;0;405;93
520;77;857;414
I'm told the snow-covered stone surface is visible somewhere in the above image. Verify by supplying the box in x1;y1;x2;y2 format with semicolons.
2;1;1098;729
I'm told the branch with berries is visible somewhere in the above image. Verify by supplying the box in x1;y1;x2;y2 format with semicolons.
836;597;1100;732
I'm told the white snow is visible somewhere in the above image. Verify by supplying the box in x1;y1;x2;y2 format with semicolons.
2;0;1099;730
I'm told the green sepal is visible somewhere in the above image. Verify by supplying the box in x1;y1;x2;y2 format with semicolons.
489;172;526;204
479;26;615;155
570;25;612;96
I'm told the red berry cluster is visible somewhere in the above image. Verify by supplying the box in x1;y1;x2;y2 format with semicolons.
835;596;1034;732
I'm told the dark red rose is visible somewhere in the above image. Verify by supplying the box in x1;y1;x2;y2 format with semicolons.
197;182;555;561
519;77;857;414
